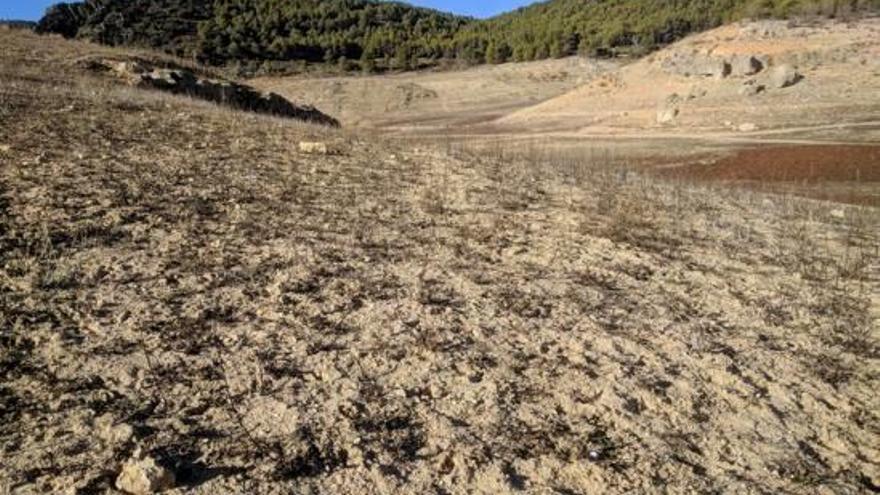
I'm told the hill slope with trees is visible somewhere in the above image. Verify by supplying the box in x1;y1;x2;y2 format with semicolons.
35;0;880;73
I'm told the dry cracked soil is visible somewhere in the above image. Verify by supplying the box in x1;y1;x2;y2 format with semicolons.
1;27;879;495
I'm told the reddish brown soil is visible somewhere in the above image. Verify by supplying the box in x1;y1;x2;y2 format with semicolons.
658;145;880;206
667;145;880;182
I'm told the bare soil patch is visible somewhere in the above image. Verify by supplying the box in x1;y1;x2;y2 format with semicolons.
659;145;880;206
668;145;880;182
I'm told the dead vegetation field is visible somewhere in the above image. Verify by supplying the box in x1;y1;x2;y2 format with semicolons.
2;31;880;495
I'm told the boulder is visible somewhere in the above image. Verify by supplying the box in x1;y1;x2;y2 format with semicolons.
116;455;175;494
656;106;679;125
769;64;802;89
730;55;765;77
697;56;732;78
738;123;759;132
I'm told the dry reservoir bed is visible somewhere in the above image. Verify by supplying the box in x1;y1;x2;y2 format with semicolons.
2;33;880;495
662;144;880;207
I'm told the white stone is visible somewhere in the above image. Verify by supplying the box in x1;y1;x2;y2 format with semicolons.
298;141;331;154
116;456;175;494
656;107;679;124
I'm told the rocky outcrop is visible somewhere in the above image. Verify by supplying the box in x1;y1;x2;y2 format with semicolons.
83;57;339;126
768;64;802;88
730;55;767;77
661;53;731;78
661;52;772;79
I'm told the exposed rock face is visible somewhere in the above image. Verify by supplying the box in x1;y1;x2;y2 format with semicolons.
116;455;175;494
662;52;770;79
83;57;339;126
661;53;731;78
769;64;802;88
740;20;788;39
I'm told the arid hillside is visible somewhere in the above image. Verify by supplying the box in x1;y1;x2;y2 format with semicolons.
252;57;616;131
257;17;880;206
256;17;880;144
1;28;879;495
498;18;880;141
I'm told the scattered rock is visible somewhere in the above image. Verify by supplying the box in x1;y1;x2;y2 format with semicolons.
769;64;802;88
740;20;787;38
116;454;176;495
81;57;339;126
738;123;759;132
686;86;707;100
739;81;766;96
665;93;682;105
0;144;10;153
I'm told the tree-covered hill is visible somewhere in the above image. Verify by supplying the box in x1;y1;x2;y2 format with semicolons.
35;0;880;73
455;0;880;62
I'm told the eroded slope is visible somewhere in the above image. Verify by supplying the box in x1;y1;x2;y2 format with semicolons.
499;18;880;141
1;30;879;494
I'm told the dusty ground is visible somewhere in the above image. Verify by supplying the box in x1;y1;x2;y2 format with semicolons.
2;29;880;495
252;57;614;131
